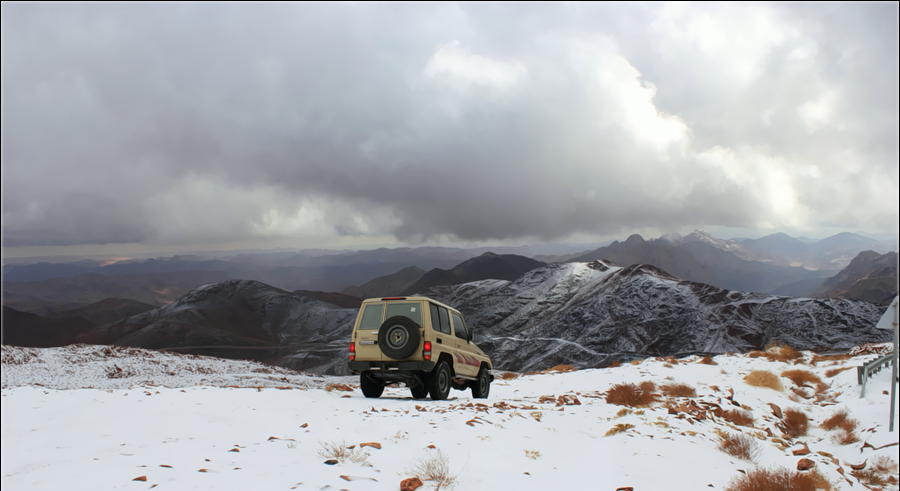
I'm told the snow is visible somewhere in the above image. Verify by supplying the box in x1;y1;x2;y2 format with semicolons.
3;344;898;490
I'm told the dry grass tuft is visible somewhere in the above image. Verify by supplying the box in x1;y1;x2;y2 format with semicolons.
831;429;860;445
764;341;803;363
852;455;899;487
824;366;853;378
819;408;858;432
724;467;834;491
779;408;809;438
325;383;355;392
781;369;823;388
498;372;519;380
317;441;368;464
660;383;697;398
410;448;458;490
605;383;657;407
744;370;783;391
721;409;755;427
608;360;622;368
604;423;635;437
810;353;851;365
698;356;718;365
717;432;758;461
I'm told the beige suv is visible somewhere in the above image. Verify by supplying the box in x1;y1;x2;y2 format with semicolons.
347;296;493;400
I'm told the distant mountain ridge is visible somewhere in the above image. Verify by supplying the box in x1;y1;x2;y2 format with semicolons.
401;252;545;295
810;251;898;305
3;260;890;374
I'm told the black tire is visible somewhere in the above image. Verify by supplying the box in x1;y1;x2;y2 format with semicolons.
427;361;452;400
472;367;491;399
410;385;429;399
360;371;384;398
377;316;421;360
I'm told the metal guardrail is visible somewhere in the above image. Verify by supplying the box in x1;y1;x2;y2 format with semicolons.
858;353;896;398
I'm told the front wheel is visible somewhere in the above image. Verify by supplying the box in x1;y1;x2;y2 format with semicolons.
472;368;491;399
410;385;428;399
427;361;452;400
360;371;384;398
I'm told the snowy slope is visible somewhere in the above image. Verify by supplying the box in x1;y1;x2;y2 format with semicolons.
425;261;890;372
2;343;897;490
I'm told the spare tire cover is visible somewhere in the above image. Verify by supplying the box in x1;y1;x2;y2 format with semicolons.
377;316;421;360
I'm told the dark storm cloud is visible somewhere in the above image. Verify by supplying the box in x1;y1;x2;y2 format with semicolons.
2;2;897;249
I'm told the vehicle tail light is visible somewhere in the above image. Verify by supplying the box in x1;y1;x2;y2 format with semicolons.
349;342;356;361
423;341;432;361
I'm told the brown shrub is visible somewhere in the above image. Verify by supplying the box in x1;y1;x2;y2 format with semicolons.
748;350;765;358
660;383;697;398
605;383;657;408
608;360;622;368
498;372;519;380
781;369;823;387
698;356;718;365
764;341;803;363
824;366;853;378
831;429;860;445
819;408;857;432
743;370;783;391
724;467;833;491
721;409;755;427
717;433;757;461
779;408;809;438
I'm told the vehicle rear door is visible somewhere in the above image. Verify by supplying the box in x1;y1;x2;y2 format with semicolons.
354;302;384;361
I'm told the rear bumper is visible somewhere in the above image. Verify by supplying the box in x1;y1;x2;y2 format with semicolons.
348;360;436;373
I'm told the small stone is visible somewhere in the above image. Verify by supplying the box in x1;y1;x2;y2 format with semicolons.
400;476;424;491
792;443;810;456
133;476;147;482
797;458;815;471
324;459;339;465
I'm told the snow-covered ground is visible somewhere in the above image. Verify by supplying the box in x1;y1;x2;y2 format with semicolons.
2;344;897;490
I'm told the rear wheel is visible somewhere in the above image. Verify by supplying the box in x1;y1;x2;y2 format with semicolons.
360;371;384;398
427;361;452;400
472;368;491;399
410;385;428;399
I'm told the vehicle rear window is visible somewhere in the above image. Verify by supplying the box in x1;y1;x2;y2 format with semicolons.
358;304;384;330
385;302;422;326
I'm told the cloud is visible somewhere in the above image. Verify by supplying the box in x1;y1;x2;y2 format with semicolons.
1;2;897;250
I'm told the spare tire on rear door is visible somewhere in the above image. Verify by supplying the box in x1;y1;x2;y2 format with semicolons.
377;316;421;359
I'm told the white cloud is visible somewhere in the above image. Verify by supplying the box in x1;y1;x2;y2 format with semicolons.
423;40;527;92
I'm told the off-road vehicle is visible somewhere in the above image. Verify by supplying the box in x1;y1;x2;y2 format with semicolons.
347;296;493;400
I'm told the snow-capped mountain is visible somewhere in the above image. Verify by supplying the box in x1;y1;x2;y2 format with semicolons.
423;260;889;373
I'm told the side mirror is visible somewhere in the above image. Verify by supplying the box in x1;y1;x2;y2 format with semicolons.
467;330;473;342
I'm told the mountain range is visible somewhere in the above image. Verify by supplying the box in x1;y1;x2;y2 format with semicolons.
2;230;896;374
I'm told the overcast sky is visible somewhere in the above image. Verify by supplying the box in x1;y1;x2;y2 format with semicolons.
2;2;898;256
